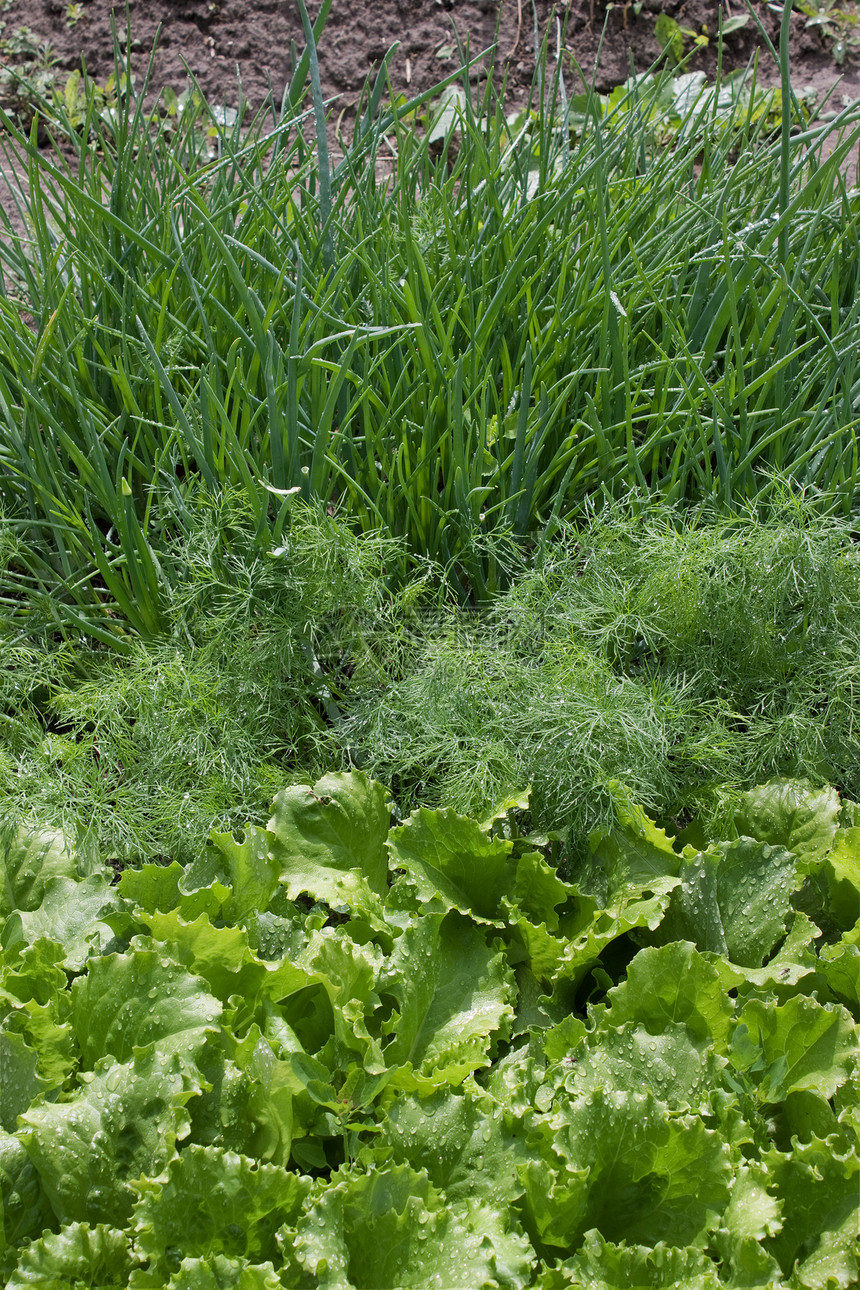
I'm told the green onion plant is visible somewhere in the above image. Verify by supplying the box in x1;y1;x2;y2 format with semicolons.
0;13;858;645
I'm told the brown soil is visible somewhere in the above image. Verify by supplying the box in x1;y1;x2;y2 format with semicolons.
3;0;860;128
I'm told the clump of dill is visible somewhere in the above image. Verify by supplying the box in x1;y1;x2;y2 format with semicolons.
337;493;860;849
0;491;412;866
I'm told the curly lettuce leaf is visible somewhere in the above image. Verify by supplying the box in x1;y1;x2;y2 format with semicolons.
654;838;798;968
710;910;820;993
709;1161;784;1288
382;911;515;1086
2;875;123;971
118;861;225;920
387;807;515;924
180;826;281;927
0;1131;52;1255
1;939;78;1094
551;874;678;992
765;1133;860;1288
522;1087;732;1250
267;772;390;924
186;1027;297;1167
731;995;860;1102
511;849;574;933
0;1029;49;1132
585;941;734;1051
131;1143;308;1273
245;904;314;964
369;1084;529;1208
585;785;680;896
158;1257;282;1289
0;937;68;1007
484;1039;551;1122
734;779;840;869
0;821;102;920
296;926;387;1072
822;827;860;931
551;1018;725;1114
7;1222;137;1288
544;794;681;991
18;1049;201;1227
771;1088;846;1149
819;940;860;1015
127;909;321;1044
1;998;76;1095
559;1230;723;1287
70;944;221;1067
131;909;263;1004
289;1162;532;1289
504;914;570;989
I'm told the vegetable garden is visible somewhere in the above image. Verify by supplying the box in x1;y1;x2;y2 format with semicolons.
0;1;858;1285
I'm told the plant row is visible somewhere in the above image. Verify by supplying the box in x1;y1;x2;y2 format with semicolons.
1;496;858;868
0;772;857;1287
0;16;859;642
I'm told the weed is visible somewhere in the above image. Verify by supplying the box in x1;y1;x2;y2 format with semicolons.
798;0;860;64
0;28;59;132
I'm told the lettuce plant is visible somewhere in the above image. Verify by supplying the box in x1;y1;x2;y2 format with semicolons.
0;774;858;1287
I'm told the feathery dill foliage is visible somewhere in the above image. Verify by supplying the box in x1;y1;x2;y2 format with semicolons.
1;494;859;862
0;496;412;865
338;497;860;846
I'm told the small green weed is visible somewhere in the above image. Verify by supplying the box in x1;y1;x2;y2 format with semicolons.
798;0;860;63
654;13;709;66
0;27;59;132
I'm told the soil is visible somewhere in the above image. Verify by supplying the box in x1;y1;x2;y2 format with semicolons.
2;0;860;130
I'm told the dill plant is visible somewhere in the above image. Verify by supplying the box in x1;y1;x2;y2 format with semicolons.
0;495;415;865
338;497;860;849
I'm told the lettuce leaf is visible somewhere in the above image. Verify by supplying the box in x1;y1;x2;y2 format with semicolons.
267;772;390;922
382;911;515;1086
2;875;122;971
586;941;734;1050
289;1162;532;1288
366;1084;530;1208
157;1257;282;1289
70;944;221;1066
131;1144;308;1274
765;1132;860;1287
731;995;860;1102
560;1230;723;1287
387;806;515;924
823;827;860;931
653;838;798;968
180;826;280;926
522;1087;732;1250
18;1049;201;1226
7;1222;137;1288
0;1131;52;1256
0;821;103;921
734;779;840;868
551;1018;725;1114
